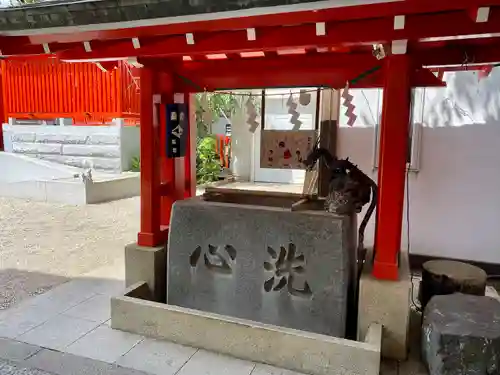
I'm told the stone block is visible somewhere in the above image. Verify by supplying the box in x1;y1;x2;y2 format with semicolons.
62;144;120;158
11;133;36;143
422;293;500;375
358;249;411;360
12;142;62;155
35;133;88;144
87;134;120;145
125;243;166;303
167;197;356;338
112;282;382;375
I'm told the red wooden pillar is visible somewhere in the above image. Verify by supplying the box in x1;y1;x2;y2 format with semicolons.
137;66;162;247
184;92;196;198
158;74;175;228
0;69;5;151
372;54;412;281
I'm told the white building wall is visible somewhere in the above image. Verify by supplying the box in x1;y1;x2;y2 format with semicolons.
338;69;500;264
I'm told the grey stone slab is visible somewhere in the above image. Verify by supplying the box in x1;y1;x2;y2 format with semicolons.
25;349;150;375
0;339;41;362
167;197;357;338
422;293;500;375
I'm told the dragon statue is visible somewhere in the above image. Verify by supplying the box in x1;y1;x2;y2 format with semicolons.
302;141;377;253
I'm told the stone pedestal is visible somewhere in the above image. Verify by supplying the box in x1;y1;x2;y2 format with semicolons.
358;249;411;360
422;293;500;375
125;242;166;303
420;260;486;310
167;197;357;338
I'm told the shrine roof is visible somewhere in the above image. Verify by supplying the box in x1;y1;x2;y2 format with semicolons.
0;0;400;34
0;0;498;88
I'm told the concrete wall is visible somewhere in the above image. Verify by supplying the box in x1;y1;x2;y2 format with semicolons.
338;69;500;264
2;121;140;173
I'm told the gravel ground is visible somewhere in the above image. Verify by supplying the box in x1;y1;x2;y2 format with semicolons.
0;360;53;375
0;196;140;310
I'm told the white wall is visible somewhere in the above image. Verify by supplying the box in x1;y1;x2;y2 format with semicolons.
338;68;500;264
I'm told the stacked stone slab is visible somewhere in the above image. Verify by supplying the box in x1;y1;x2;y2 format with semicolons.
422;293;500;375
2;124;139;172
167;197;357;338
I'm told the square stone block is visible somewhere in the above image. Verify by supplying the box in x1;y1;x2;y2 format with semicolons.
167;197;357;338
125;243;166;303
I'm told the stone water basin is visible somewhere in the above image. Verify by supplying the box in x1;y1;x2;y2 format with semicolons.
166;192;357;338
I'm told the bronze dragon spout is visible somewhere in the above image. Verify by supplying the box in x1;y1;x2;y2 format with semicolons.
302;143;377;253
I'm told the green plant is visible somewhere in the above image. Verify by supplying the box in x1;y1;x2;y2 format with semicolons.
196;135;221;184
194;93;238;137
131;156;140;172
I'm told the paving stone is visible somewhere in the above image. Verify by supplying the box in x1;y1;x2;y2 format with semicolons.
17;315;99;351
25;349;150;375
422;293;500;375
0;339;41;362
176;350;255;375
116;338;196;375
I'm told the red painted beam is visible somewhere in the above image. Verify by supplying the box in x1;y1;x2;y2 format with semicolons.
417;43;500;67
168;65;444;91
52;9;500;61
137;53;440;90
21;0;500;45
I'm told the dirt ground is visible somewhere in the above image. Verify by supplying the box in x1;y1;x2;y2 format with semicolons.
0;196;140;310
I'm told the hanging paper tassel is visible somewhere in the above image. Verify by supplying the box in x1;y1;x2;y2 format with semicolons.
287;94;302;130
245;96;259;133
342;83;357;126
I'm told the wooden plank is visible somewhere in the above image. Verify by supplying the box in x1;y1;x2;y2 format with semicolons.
318;119;337;197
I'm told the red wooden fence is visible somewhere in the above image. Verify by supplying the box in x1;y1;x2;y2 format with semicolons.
1;59;140;124
215;135;231;168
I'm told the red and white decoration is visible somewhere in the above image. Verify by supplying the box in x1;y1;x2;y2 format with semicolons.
245;96;259;133
286;93;302;130
342;83;357;126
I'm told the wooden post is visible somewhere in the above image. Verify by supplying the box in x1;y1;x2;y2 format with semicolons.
372;55;412;280
137;67;162;247
0;67;5;151
184;92;197;198
318;89;339;197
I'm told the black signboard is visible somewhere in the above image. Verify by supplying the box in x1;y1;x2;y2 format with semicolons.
166;103;187;158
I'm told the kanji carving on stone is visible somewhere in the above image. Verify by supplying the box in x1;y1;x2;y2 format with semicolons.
189;244;237;275
263;243;312;297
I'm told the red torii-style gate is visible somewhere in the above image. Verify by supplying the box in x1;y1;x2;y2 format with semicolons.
1;0;500;281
